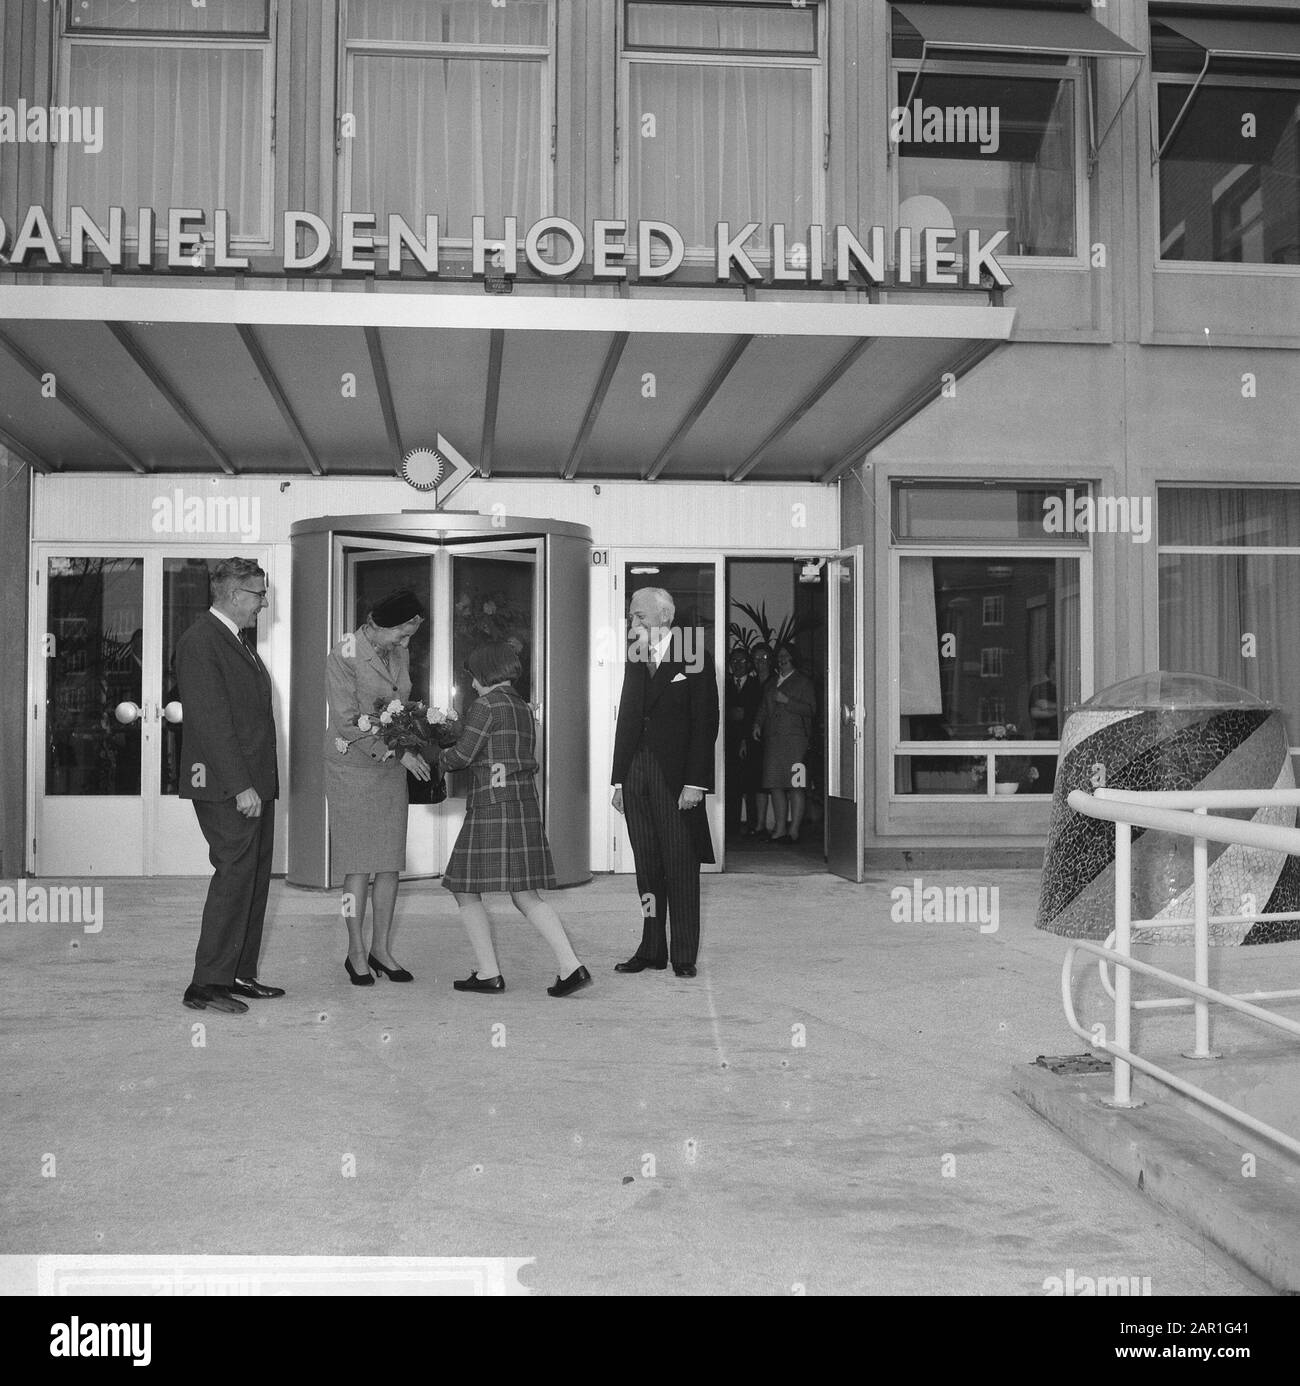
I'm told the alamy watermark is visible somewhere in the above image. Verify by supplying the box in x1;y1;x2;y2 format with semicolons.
151;488;261;542
1042;489;1151;543
0;881;103;933
889;101;1000;155
889;877;998;933
0;101;103;155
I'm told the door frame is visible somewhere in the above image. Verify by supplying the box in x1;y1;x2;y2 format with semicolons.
606;550;727;874
332;532;547;880
825;545;865;882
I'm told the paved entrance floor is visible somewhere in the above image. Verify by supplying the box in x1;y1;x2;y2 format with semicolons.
1;867;1289;1295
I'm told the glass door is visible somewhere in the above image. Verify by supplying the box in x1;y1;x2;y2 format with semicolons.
609;553;725;874
35;553;147;874
336;535;543;880
32;549;271;876
826;547;864;881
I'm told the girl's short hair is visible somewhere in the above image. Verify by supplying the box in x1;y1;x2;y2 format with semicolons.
466;641;522;686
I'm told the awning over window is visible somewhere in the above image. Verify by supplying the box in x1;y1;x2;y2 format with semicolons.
891;5;1142;173
1159;18;1300;64
1152;19;1300;168
892;5;1140;60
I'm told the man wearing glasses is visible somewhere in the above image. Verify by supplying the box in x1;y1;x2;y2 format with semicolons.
175;558;283;1014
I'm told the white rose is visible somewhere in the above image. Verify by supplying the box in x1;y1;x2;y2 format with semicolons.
387;699;404;714
357;714;372;731
427;706;443;723
334;737;349;754
379;711;393;725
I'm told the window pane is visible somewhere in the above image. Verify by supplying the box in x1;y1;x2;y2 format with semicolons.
1160;553;1300;739
45;557;144;797
627;2;816;53
1157;84;1300;264
70;0;268;33
347;0;549;45
897;555;1079;795
350;55;544;235
894;483;1088;542
1158;487;1300;547
627;61;815;251
897;73;1075;257
66;44;266;238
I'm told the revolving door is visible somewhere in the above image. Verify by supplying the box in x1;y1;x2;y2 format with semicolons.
288;513;591;888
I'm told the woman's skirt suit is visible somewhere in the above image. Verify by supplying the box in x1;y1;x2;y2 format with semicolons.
755;670;816;790
323;628;411;878
438;684;556;894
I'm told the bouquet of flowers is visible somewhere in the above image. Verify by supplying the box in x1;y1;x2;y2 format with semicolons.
970;722;1040;791
335;698;462;759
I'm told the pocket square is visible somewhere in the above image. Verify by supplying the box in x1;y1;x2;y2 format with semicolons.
671;672;687;683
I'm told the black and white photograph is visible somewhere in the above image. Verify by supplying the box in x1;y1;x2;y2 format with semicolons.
1;0;1298;1346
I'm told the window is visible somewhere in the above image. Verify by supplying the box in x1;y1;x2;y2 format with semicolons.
1159;488;1300;741
892;482;1088;800
1153;23;1300;266
342;0;552;245
57;0;274;247
891;16;1081;261
622;1;823;260
982;594;1004;626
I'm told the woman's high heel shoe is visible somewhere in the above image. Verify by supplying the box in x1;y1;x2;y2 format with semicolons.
368;952;413;982
345;957;375;987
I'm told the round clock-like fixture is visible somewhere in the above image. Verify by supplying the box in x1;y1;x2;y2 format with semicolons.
399;446;449;492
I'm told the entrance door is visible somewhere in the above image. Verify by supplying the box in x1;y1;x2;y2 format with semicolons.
336;535;543;879
32;548;272;876
609;554;725;873
826;547;865;881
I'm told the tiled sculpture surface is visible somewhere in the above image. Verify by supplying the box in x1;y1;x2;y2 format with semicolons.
1036;672;1300;946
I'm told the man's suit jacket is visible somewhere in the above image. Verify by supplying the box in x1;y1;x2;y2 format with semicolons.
612;640;719;863
175;612;279;802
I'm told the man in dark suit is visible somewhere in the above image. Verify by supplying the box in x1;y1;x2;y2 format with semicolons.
611;587;719;978
724;646;763;837
175;558;282;1014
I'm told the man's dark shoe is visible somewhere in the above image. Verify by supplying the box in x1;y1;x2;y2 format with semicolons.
614;957;667;973
674;965;697;978
229;978;285;999
183;984;248;1014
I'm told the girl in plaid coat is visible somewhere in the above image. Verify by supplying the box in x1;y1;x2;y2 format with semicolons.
437;642;591;998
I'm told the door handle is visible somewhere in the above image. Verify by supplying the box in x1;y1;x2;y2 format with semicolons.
163;701;183;724
113;701;142;725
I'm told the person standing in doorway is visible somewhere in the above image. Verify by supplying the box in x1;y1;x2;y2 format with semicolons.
724;647;762;837
754;644;816;843
175;558;282;1014
611;587;719;978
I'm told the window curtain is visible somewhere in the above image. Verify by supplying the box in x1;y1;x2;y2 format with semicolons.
625;7;814;252
1053;558;1081;716
65;44;265;237
899;557;942;718
1012;78;1074;256
350;54;543;235
1159;490;1300;742
347;0;549;45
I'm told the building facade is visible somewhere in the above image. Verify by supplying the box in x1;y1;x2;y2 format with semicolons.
1;0;1299;882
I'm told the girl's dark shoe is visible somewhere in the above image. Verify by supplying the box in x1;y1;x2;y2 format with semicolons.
368;952;413;982
547;964;592;998
345;957;375;987
454;971;505;993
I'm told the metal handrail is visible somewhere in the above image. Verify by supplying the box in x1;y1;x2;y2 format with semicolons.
1060;787;1300;1157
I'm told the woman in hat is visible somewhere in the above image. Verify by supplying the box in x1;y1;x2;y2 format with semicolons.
324;589;431;986
436;641;590;998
